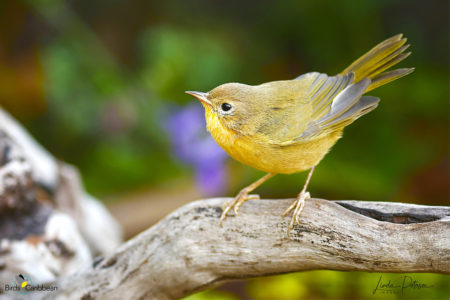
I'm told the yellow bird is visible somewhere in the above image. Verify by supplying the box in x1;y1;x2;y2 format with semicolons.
186;34;413;235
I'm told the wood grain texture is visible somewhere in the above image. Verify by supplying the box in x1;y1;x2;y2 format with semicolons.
0;108;121;300
55;197;450;300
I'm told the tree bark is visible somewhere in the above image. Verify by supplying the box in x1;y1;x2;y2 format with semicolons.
55;197;450;300
0;107;448;300
0;108;121;299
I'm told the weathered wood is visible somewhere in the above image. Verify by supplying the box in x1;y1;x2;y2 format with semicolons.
55;197;450;300
0;108;121;298
0;108;448;299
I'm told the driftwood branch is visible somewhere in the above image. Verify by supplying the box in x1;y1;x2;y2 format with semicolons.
0;107;448;299
55;197;450;300
0;108;121;299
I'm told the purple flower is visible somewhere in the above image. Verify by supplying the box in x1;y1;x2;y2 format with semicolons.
166;104;228;196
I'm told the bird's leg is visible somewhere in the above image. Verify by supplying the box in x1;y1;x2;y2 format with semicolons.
282;166;316;236
220;173;275;225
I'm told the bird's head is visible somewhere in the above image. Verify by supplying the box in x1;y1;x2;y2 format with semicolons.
186;83;257;133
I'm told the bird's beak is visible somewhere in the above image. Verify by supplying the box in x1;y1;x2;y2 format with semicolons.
185;91;212;106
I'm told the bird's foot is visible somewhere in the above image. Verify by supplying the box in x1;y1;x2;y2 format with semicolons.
282;191;311;237
219;189;260;226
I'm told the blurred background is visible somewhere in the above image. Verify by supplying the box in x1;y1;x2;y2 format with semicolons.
0;0;448;299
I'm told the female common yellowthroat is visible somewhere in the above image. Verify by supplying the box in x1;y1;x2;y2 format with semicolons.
186;34;413;235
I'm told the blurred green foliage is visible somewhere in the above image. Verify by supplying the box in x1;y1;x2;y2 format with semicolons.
11;0;446;202
184;271;449;300
1;0;448;299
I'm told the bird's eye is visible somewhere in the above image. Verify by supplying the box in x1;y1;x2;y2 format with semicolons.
221;103;232;112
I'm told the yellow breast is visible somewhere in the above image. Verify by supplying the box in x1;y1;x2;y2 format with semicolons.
204;107;342;174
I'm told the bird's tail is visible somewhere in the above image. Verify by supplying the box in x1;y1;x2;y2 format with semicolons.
340;34;414;92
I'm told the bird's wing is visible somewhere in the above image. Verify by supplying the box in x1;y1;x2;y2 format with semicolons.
265;35;414;145
297;72;355;122
273;72;379;145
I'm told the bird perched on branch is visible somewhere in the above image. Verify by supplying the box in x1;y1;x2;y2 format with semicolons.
186;34;413;236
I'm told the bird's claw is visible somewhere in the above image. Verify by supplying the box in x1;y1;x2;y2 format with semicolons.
219;190;260;225
284;191;310;237
234;194;259;215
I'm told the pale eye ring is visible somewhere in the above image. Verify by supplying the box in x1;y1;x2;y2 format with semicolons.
221;103;232;112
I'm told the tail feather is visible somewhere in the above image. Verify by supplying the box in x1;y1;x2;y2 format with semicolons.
340;34;414;92
357;45;410;79
297;35;414;140
369;67;415;92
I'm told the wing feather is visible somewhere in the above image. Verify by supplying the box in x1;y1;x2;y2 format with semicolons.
270;72;373;144
298;78;372;140
268;35;413;145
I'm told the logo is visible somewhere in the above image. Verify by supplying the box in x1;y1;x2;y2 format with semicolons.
14;274;33;295
373;275;434;295
3;274;58;294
